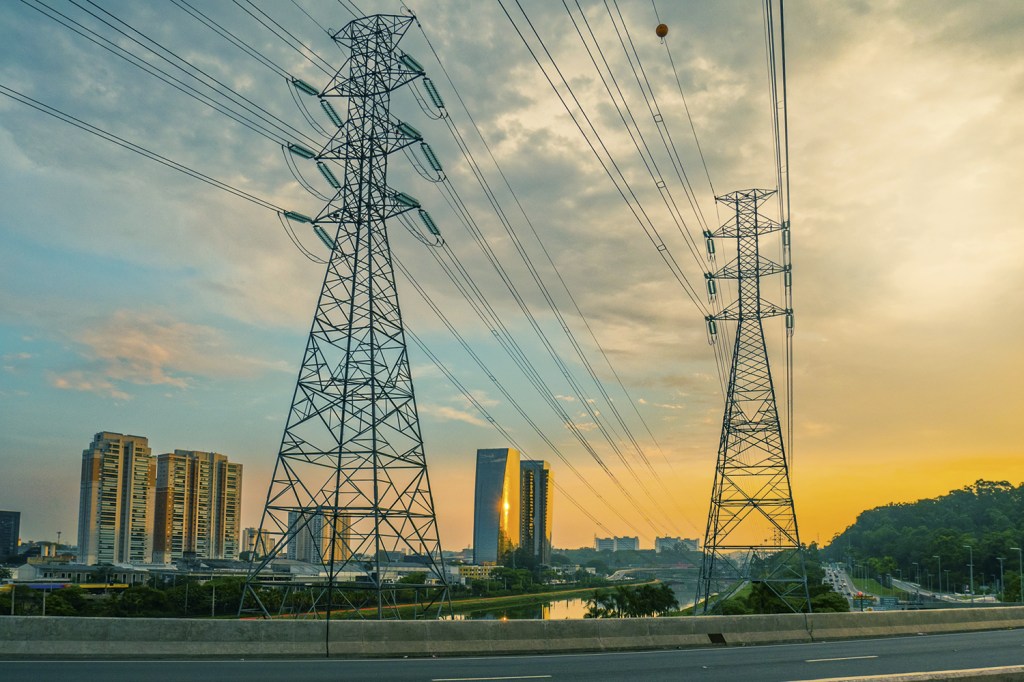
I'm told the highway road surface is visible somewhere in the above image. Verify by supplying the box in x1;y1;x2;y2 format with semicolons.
6;628;1024;681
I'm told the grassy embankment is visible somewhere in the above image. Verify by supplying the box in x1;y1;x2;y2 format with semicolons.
850;577;909;599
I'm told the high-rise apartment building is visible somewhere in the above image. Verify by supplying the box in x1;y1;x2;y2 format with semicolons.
153;450;243;563
241;527;271;558
77;431;155;565
0;510;20;560
286;511;352;564
472;448;520;565
519;460;553;565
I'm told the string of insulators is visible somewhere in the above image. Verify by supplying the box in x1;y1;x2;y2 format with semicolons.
319;99;343;127
313;224;336;251
705;273;717;301
287;143;316;159
419;208;440;236
394;191;421;208
283;210;313;223
785;309;794;331
705;316;718;345
420;142;443;172
397;121;423;141
291;78;319;97
399;53;425;73
703;229;716;259
783;264;792;288
316;161;341;189
422;78;445;109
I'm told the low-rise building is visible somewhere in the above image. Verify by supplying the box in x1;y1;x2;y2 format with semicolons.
458;564;498;582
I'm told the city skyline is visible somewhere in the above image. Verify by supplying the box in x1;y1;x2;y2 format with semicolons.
3;1;1024;551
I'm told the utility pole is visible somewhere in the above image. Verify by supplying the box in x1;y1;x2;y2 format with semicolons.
695;189;808;614
240;13;450;621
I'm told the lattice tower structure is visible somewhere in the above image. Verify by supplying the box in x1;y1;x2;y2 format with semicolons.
696;188;809;614
241;14;451;620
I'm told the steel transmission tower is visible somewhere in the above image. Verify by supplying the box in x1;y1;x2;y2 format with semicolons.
240;14;451;620
696;189;809;614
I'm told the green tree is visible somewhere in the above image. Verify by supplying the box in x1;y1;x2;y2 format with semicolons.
585;583;678;618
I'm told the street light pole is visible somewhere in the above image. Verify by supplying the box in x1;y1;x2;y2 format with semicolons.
997;558;1005;602
964;545;974;605
1012;547;1023;604
912;562;920;585
933;555;941;597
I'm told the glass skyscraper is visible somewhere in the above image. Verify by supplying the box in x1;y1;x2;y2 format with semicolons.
0;510;20;561
520;460;553;565
472;448;520;565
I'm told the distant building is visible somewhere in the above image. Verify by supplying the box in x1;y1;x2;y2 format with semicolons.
458;564;497;582
153;450;243;563
0;510;20;561
77;431;155;565
614;536;639;551
655;536;699;553
286;511;352;564
595;536;639;552
519;460;553;565
473;448;520;565
241;527;271;558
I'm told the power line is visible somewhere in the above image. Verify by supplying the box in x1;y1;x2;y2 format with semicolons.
0;82;329;264
498;1;715;327
414;17;681;484
31;0;321;148
405;328;614;536
564;0;731;394
170;0;291;78
396;258;649;537
231;0;335;76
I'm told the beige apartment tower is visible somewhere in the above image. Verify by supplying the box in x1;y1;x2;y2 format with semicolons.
153;450;243;563
77;431;155;565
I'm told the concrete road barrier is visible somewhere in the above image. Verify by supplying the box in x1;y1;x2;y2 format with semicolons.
1;606;1023;659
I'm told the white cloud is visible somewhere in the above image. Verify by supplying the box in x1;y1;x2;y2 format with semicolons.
48;310;284;398
419;403;488;428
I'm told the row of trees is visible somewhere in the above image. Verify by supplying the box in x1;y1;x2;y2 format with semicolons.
585;583;679;618
0;576;246;618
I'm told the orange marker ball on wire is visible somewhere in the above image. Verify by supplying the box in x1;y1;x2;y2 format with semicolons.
656;23;669;38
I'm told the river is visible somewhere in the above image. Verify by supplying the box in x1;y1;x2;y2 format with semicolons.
452;582;695;620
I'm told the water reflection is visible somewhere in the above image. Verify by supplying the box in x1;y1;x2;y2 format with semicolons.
451;583;694;620
451;597;590;620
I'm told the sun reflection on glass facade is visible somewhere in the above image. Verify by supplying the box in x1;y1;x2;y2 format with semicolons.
473;448;520;564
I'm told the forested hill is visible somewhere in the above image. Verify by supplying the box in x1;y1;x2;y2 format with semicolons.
823;480;1024;594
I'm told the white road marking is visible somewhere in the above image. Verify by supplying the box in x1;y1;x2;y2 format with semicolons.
805;655;878;663
432;677;553;681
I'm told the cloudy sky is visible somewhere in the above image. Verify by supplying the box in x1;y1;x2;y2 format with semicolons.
1;0;1022;552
